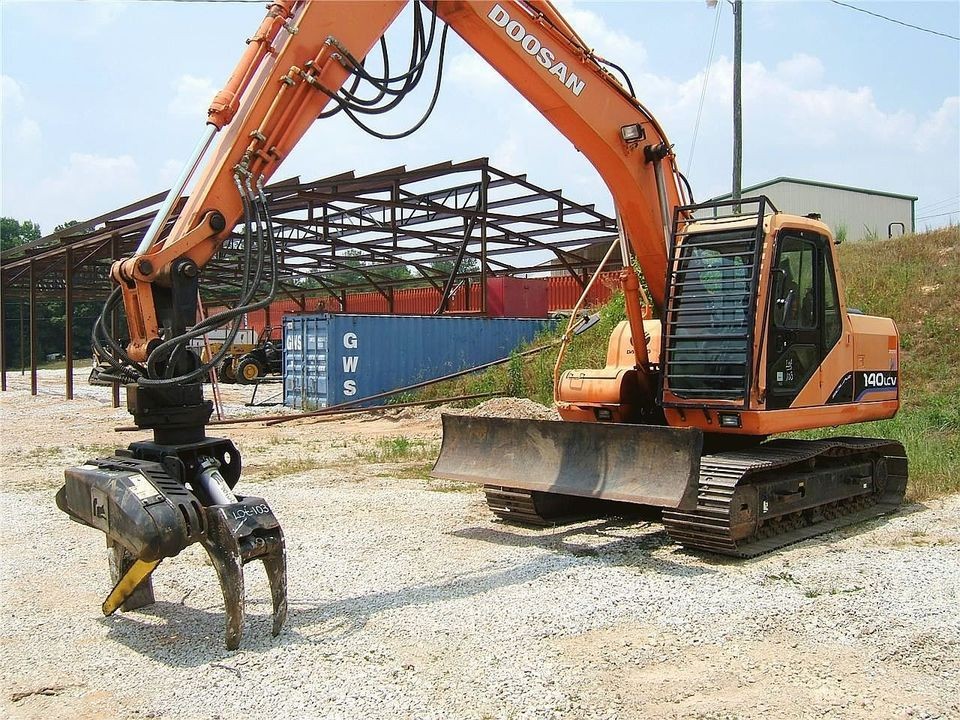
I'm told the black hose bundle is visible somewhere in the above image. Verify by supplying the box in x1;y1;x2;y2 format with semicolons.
91;173;280;387
318;1;449;140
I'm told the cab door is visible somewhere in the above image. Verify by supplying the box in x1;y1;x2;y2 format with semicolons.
765;231;824;410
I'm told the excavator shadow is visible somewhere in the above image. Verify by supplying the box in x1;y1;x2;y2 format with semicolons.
278;555;583;647
98;600;283;665
100;552;634;661
450;512;716;577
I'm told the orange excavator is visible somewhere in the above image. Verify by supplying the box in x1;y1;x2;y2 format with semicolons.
56;1;906;650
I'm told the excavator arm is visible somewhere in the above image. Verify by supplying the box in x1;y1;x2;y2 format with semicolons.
61;0;691;650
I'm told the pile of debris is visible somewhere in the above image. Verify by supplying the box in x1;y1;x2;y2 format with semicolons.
450;396;559;421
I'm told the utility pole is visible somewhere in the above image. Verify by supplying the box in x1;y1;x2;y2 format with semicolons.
732;0;743;205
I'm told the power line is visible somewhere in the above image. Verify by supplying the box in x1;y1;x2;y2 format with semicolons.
916;194;960;212
688;0;724;176
827;0;959;42
916;210;959;220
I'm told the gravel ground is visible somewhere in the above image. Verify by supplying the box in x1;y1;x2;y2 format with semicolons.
1;371;958;719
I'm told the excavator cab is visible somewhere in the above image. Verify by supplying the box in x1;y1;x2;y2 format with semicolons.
659;197;900;432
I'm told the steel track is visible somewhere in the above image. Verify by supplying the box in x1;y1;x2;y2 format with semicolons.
483;437;908;558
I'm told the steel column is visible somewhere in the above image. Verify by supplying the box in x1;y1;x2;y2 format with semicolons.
29;262;37;396
65;249;74;400
0;278;6;391
110;235;120;408
480;167;489;315
19;300;25;375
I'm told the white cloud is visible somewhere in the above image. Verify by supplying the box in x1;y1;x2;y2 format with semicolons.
553;1;648;68
168;74;215;119
448;53;509;91
1;74;41;147
36;153;140;226
775;54;825;87
16;118;42;145
635;52;958;209
913;97;960;154
1;75;25;115
158;159;183;186
490;129;525;174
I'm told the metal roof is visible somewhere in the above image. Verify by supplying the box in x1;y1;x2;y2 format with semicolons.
709;177;918;202
0;158;619;303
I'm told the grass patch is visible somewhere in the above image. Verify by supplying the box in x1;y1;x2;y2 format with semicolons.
425;478;475;493
888;530;956;548
76;443;119;458
762;571;799;585
358;436;439;464
245;456;327;480
377;461;437;481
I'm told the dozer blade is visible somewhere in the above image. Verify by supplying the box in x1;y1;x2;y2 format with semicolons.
432;415;703;510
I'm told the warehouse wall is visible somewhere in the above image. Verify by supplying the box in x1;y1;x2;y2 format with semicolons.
760;181;914;241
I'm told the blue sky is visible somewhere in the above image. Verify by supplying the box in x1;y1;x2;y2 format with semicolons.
2;0;958;234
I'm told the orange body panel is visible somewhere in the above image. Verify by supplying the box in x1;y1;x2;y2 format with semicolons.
557;318;660;422
662;401;899;435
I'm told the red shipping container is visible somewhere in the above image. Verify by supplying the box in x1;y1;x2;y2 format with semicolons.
485;277;548;317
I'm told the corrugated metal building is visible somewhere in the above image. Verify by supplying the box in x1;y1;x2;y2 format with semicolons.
707;178;917;242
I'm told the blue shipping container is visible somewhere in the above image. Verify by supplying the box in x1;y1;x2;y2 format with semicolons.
283;314;554;410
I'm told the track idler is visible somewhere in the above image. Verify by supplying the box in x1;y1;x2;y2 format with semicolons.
57;431;287;650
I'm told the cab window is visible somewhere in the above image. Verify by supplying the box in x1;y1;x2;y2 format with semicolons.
822;254;842;351
773;236;816;330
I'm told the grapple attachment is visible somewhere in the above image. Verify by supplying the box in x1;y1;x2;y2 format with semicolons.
56;451;286;650
432;414;703;510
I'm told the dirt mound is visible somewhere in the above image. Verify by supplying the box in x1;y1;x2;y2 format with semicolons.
449;396;559;421
381;396;559;427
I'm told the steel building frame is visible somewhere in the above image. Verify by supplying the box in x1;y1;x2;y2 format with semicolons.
0;157;618;397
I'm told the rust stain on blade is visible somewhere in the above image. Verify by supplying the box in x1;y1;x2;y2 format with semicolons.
432;414;703;510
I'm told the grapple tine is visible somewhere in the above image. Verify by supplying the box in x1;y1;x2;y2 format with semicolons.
203;498;287;650
201;525;246;651
261;539;288;637
102;558;161;617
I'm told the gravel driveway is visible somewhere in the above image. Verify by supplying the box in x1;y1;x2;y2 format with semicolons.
2;373;957;719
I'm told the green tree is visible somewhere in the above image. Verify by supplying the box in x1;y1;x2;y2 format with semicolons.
1;217;42;252
329;249;413;287
54;220;82;234
1;218;102;369
376;264;413;282
426;256;480;276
